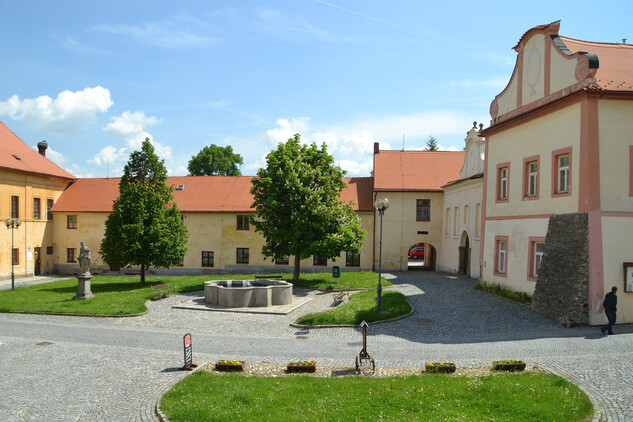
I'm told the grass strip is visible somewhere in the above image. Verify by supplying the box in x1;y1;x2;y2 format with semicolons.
0;272;387;315
475;280;532;305
161;371;593;422
295;290;411;325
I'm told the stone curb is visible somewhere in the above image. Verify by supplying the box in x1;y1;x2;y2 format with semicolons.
155;360;210;422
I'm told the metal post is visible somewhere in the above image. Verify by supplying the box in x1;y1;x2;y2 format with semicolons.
377;208;384;313
5;218;21;291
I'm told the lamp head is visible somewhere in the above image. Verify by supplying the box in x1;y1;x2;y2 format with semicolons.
374;197;389;211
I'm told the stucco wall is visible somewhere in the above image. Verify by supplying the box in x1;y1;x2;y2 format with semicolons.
600;215;633;324
439;178;482;278
599;100;633;212
485;103;581;219
0;170;68;278
373;191;443;271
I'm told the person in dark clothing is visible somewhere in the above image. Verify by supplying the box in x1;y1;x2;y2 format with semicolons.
601;286;618;335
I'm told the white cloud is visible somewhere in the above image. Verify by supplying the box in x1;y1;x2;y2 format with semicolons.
0;86;113;132
254;110;473;176
103;111;171;159
88;145;128;166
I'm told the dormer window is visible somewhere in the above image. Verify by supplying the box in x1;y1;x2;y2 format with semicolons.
175;184;185;191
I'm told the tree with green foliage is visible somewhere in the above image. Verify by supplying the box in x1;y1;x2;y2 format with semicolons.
100;139;188;283
187;144;243;176
425;135;439;151
250;134;366;281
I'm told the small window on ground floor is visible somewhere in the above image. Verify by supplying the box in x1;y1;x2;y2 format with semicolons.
313;255;327;266
275;255;289;265
46;246;53;255
202;251;214;267
237;248;249;264
67;248;76;263
345;251;360;267
12;248;19;265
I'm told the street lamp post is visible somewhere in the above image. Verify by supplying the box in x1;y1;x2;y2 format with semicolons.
5;217;22;291
374;197;389;313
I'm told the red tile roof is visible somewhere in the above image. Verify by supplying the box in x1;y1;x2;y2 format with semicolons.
51;175;374;213
373;150;465;191
561;37;633;91
0;121;75;180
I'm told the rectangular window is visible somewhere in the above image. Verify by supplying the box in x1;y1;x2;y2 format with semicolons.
496;163;510;202
47;199;54;220
11;196;19;218
552;148;572;197
236;248;249;264
475;203;481;237
463;204;469;225
202;251;214;267
346;251;360;267
416;199;430;221
313;255;327;266
67;215;77;229
33;198;41;220
494;236;508;277
46;246;53;255
12;248;19;265
275;256;289;265
528;237;546;281
523;156;540;200
444;208;450;236
453;206;459;237
67;248;76;263
558;155;569;192
237;215;249;230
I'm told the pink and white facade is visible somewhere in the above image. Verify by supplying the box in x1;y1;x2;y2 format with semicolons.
480;21;633;324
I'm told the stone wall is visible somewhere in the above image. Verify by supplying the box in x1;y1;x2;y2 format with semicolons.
532;213;589;326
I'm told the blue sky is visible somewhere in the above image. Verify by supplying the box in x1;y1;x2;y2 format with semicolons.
1;1;631;178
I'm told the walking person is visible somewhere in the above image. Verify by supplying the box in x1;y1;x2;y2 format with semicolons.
601;286;618;335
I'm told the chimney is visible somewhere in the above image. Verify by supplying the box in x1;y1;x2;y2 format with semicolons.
374;142;380;154
37;140;48;157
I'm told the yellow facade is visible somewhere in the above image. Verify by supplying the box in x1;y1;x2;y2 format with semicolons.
374;191;444;271
0;169;69;278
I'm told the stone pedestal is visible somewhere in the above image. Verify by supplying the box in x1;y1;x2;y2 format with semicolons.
74;273;94;300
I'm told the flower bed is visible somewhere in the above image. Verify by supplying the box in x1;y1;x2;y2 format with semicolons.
215;360;244;372
492;360;526;371
425;362;456;373
287;361;317;373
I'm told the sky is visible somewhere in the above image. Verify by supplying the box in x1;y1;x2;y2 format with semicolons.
1;1;631;178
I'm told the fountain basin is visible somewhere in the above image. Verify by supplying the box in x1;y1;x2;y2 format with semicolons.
204;280;293;308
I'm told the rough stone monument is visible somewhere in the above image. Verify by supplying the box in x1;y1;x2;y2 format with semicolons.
74;241;94;300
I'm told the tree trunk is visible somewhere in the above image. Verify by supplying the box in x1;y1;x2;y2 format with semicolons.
293;255;301;282
141;263;145;284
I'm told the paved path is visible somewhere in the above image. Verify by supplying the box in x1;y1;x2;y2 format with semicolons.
1;271;632;421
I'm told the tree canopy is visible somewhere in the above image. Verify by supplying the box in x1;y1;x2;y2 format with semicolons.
100;139;188;283
250;134;365;281
187;144;243;176
425;135;439;151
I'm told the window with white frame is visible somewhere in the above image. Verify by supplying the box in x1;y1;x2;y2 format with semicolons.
527;161;538;197
494;237;508;276
497;165;509;201
558;155;569;193
33;197;41;220
533;242;545;276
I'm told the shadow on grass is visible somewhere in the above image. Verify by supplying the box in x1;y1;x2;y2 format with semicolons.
40;281;150;295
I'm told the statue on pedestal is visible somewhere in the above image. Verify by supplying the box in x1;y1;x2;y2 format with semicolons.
78;241;92;275
74;241;94;300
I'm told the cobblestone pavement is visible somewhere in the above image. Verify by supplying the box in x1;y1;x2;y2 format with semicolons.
1;271;632;421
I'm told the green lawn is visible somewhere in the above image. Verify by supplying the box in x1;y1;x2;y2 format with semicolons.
0;272;388;315
295;290;411;325
161;371;593;422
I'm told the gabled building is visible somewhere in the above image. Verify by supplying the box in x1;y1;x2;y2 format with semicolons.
480;21;633;325
50;176;375;274
372;143;465;271
0;121;75;278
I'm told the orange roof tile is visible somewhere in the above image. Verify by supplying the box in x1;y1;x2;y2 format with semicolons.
0;121;75;180
374;150;465;191
51;175;374;213
560;37;633;91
